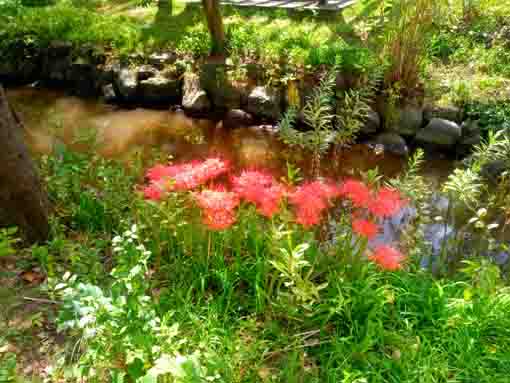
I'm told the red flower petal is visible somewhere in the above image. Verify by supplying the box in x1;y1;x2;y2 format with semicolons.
368;187;407;218
352;218;379;239
339;179;371;208
368;245;405;271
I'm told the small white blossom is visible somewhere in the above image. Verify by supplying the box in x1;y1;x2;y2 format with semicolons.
487;223;500;230
477;208;487;217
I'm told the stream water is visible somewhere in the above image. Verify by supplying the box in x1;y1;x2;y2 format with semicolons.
7;86;455;184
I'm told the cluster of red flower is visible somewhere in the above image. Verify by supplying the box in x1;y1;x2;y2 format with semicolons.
143;158;230;200
231;170;286;218
369;245;406;271
142;159;407;270
193;187;240;231
288;180;340;227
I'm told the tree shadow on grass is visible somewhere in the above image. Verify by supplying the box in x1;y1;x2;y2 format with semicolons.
139;3;206;51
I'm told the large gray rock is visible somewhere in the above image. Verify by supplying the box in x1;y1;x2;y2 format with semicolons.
41;41;73;83
375;132;409;156
416;118;462;147
148;52;176;69
101;84;116;103
424;105;462;123
0;56;38;83
200;62;241;111
360;108;381;135
481;160;508;183
223;109;254;129
182;73;210;114
246;86;281;121
457;119;482;155
139;76;180;104
114;68;138;102
137;65;158;81
386;104;423;136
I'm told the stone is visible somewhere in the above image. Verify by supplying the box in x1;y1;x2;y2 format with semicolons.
0;59;38;84
223;109;254;129
481;160;508;183
200;62;241;111
457;120;482;155
65;54;99;96
360;108;381;135
148;52;177;69
246;86;281;121
137;65;158;81
182;73;210;114
245;63;265;82
102;84;116;103
97;63;116;86
40;41;73;83
375;132;409;156
47;40;73;58
462;119;481;136
139;76;180;104
386;104;423;136
424;104;462;123
416;118;462;147
114;68;138;102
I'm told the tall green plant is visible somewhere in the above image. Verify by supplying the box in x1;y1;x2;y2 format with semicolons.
361;0;445;95
279;69;379;175
279;71;337;176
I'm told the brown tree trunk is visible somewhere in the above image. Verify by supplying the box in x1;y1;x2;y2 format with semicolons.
0;85;50;243
201;0;226;56
156;0;172;18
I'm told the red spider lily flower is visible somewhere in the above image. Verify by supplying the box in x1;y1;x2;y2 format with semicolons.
145;158;230;193
368;187;407;218
193;187;240;230
202;210;237;231
256;184;286;218
293;196;328;227
352;218;379;239
146;164;177;182
231;170;275;200
369;245;405;271
339;179;371;208
143;184;164;201
288;180;340;228
232;170;285;218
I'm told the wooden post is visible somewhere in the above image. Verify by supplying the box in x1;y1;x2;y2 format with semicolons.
0;85;50;243
157;0;172;16
202;0;226;56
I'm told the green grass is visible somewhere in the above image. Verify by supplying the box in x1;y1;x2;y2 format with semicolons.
2;139;508;382
0;0;376;73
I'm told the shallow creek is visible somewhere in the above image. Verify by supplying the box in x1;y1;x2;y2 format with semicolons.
6;86;454;184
